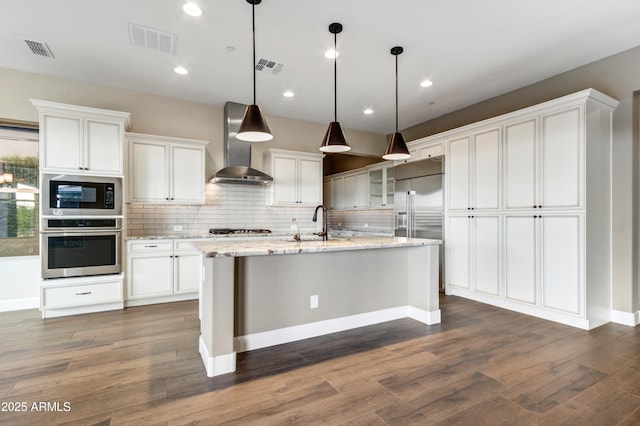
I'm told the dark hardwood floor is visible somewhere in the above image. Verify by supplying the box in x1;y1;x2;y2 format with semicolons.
1;295;639;425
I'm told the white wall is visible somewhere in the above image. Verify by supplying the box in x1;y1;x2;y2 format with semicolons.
0;256;39;311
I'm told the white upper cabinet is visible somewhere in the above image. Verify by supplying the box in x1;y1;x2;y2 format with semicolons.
263;149;324;206
126;133;208;204
505;106;582;211
541;107;582;209
268;151;323;206
504;118;537;210
32;100;130;176
447;128;500;212
369;162;394;208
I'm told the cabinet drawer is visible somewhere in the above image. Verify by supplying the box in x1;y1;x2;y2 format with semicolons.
174;239;206;252
420;143;443;158
128;241;173;253
42;280;122;309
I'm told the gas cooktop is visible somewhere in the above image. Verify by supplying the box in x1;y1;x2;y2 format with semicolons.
209;228;272;235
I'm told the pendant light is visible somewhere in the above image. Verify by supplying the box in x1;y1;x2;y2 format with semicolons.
383;46;411;160
236;0;273;142
320;23;351;153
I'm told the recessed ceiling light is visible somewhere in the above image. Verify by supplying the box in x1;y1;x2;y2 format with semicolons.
324;49;338;59
363;108;374;115
283;91;294;98
420;79;433;88
174;66;189;75
183;3;203;17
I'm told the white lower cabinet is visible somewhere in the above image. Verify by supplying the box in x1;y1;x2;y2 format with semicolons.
40;274;124;318
126;239;202;306
446;215;500;296
504;214;582;314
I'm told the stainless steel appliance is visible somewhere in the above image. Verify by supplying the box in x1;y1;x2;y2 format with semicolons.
209;102;273;185
394;157;444;286
42;174;122;217
41;218;122;279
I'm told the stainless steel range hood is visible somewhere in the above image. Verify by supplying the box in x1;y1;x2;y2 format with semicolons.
209;102;273;185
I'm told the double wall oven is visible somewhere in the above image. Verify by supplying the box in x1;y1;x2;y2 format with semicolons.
40;174;123;279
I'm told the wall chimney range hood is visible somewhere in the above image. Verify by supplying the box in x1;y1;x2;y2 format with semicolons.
209;102;273;185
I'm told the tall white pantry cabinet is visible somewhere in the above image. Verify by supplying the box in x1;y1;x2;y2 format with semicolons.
441;89;618;330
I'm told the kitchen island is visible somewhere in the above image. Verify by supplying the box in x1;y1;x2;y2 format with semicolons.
191;236;441;377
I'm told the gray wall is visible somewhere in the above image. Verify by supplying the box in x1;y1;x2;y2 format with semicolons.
402;45;640;315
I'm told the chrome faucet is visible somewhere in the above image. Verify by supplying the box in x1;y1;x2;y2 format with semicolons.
292;218;301;242
312;205;328;241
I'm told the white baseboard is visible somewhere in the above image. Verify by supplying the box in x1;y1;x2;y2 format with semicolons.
611;309;640;327
41;302;124;319
234;305;441;353
0;297;39;312
199;335;236;377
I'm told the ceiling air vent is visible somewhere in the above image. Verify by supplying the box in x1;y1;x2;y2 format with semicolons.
255;58;285;75
128;23;176;54
24;39;54;58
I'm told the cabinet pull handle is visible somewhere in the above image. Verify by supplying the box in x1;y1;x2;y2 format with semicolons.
144;245;158;248
75;291;92;296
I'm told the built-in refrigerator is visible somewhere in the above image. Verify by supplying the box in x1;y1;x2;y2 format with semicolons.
394;157;444;288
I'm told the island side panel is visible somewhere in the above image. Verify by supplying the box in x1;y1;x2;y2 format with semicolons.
200;256;236;377
235;248;410;336
407;245;441;324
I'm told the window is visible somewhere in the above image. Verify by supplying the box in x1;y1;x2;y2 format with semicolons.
0;124;39;257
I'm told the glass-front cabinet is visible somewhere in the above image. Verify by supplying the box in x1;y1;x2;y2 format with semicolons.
369;163;394;208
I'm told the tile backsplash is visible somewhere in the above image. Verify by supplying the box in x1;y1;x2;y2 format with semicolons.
127;183;321;237
126;183;394;237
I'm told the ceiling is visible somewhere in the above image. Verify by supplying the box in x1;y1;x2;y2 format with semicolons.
3;0;640;135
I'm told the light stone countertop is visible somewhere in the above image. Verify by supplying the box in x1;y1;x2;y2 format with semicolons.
191;236;442;258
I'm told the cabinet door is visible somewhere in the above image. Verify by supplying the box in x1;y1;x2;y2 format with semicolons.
86;119;122;175
171;145;204;203
369;168;384;208
41;114;82;172
504;215;536;305
331;177;344;210
473;215;500;296
343;175;357;209
473;129;500;210
541;215;581;315
447;136;471;211
128;255;173;298
446;216;470;289
298;158;322;205
504;119;537;210
272;155;298;204
129;141;169;202
355;171;369;207
541;108;581;209
174;253;201;294
385;166;395;207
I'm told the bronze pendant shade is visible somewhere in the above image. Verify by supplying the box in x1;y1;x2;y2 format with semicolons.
320;23;351;153
383;46;411;160
237;0;273;142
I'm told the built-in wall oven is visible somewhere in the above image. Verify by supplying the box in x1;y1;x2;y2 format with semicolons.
42;174;122;217
41;218;122;279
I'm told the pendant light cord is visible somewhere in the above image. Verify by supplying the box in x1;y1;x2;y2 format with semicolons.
252;2;256;105
333;32;337;123
395;53;399;133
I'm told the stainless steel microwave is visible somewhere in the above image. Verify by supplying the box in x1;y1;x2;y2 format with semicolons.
42;174;122;217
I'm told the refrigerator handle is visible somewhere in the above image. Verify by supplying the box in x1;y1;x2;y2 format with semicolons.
407;190;416;238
